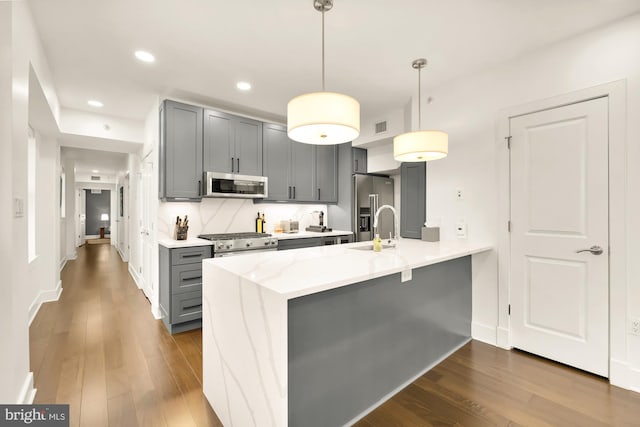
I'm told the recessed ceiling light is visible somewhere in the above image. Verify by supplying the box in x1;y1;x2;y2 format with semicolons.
88;100;103;107
135;50;156;63
236;81;252;91
92;170;99;173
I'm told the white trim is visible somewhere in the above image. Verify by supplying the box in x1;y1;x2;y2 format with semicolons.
471;321;496;345
66;251;77;261
610;359;640;392
59;257;67;273
28;281;63;326
151;304;162;320
497;327;511;350
497;80;628;384
128;263;143;290
17;372;36;404
345;338;471;426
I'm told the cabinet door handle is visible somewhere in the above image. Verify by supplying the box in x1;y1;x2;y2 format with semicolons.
318;188;320;200
237;158;240;172
293;186;296;199
288;186;291;199
198;180;201;196
355;159;358;171
231;157;235;173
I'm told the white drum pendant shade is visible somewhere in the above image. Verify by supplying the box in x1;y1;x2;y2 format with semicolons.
393;130;448;162
287;92;360;145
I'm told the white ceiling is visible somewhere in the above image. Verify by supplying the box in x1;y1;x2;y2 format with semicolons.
29;0;640;123
62;147;128;175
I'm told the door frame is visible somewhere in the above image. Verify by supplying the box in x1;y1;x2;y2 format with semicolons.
496;80;628;387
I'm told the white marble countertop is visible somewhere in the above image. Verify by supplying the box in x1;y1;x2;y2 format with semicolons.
205;239;492;299
158;236;213;248
272;229;353;240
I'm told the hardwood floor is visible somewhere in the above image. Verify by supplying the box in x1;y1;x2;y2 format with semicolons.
31;243;640;426
30;243;221;427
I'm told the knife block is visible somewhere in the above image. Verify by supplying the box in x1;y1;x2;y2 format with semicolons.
174;225;188;240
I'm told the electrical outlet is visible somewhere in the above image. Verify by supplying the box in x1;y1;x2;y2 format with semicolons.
631;318;640;335
456;188;463;200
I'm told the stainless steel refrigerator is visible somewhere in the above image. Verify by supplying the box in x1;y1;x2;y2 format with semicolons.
353;174;395;242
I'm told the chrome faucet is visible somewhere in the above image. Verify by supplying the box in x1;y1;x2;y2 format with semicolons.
373;204;399;246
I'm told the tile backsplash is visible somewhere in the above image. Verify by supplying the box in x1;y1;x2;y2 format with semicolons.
157;198;331;237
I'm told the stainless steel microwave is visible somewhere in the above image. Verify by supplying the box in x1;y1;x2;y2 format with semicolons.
205;172;268;199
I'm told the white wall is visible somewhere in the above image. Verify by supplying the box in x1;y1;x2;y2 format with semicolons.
417;13;640;388
59;108;144;144
2;1;61;403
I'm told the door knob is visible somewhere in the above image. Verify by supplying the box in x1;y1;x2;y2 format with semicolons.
575;245;604;255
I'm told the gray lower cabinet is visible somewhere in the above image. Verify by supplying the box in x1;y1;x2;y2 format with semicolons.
262;123;338;203
159;245;211;334
353;147;367;173
277;234;353;251
400;162;426;238
203;109;263;176
159;100;204;201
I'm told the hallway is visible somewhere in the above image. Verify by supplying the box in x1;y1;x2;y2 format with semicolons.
29;243;221;426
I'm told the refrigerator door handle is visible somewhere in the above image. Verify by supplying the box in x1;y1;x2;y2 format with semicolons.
369;193;378;241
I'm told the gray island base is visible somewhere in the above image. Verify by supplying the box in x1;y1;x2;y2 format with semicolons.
202;239;490;426
289;256;471;426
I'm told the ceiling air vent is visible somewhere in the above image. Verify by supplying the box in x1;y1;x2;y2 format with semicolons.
91;175;101;181
375;120;387;134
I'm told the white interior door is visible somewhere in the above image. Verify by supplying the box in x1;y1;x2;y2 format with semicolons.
76;189;85;246
510;96;609;377
140;159;154;299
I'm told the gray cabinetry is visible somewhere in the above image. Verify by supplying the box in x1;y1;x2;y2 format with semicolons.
159;100;203;201
400;162;426;238
353;147;367;173
277;233;353;251
159;245;211;334
203;109;263;176
315;145;338;202
262;123;338;203
290;142;315;201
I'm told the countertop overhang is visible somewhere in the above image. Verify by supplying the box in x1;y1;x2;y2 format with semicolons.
205;239;492;299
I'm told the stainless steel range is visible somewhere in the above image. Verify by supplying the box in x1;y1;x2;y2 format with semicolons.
198;232;278;257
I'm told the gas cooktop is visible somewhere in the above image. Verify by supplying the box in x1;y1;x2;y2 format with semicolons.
198;232;278;254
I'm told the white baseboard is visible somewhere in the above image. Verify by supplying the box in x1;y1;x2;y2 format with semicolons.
66;251;77;261
128;264;143;290
471;321;497;345
28;281;63;326
610;358;640;392
17;372;36;404
59;257;67;273
151;304;163;320
497;326;511;349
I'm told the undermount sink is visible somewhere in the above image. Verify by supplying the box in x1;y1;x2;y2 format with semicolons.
349;243;396;251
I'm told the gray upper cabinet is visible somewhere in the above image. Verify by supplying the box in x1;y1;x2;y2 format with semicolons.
400;162;426;238
159;100;203;201
353;147;367;173
290;142;315;201
262;124;291;201
262;124;338;203
203;109;263;176
315;145;338;203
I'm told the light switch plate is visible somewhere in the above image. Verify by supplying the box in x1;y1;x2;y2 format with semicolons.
14;198;24;218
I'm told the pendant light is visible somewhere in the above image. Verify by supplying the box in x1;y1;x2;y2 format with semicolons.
393;59;448;162
287;0;360;145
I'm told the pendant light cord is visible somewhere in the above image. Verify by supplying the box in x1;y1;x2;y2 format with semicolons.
417;65;421;129
321;7;326;91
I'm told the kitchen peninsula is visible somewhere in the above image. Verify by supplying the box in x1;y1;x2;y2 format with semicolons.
202;239;491;426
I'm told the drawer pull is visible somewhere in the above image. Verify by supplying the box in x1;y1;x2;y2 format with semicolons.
181;275;202;281
183;304;202;310
181;253;203;258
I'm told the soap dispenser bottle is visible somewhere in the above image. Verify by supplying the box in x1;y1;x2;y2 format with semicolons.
373;234;382;252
